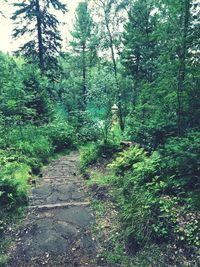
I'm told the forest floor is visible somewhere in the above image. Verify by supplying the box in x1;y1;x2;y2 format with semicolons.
5;151;97;267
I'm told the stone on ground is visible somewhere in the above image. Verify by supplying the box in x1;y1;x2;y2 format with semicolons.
8;151;96;267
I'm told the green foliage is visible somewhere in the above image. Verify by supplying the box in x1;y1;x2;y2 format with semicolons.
11;0;67;72
0;0;199;264
44;117;75;152
79;144;100;173
110;147;160;244
0;163;30;210
109;145;147;176
0;53;52;126
2;126;53;171
109;144;200;251
74;112;100;143
160;131;200;193
0;115;76;209
0;254;9;267
79;142;119;173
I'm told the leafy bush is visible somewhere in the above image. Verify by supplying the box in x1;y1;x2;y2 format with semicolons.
159;131;200;193
0;163;30;210
43;118;75;151
79;142;119;173
110;147;160;244
79;144;99;173
4;126;53;171
0;120;75;209
109;145;147;176
109;144;200;250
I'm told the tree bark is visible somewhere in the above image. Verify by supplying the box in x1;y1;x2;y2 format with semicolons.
82;43;87;107
103;5;125;131
177;0;190;135
36;0;44;71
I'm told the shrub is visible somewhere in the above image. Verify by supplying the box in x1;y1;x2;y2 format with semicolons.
110;147;161;245
109;145;158;177
5;126;53;171
159;131;200;193
0;163;30;210
43;119;75;151
76;120;100;143
109;144;200;250
79;144;99;173
79;142;119;174
0;120;75;210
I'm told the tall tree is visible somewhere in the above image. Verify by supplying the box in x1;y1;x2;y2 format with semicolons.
70;1;96;108
121;0;158;106
11;0;67;72
0;0;7;18
90;0;126;130
157;0;200;134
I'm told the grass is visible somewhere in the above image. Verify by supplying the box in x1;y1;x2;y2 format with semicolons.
0;255;9;267
48;148;72;161
0;237;11;266
85;168;135;266
86;170;114;186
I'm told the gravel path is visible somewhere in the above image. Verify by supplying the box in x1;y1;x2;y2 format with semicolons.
8;151;96;267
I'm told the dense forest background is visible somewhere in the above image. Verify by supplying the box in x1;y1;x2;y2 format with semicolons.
0;0;200;266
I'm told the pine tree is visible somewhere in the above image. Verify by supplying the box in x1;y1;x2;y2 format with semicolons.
70;1;96;107
11;0;67;72
156;0;200;134
121;0;158;106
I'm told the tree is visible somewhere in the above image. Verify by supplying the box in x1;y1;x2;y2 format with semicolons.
157;0;200;135
121;0;158;106
90;0;126;130
0;0;7;18
0;52;51;127
120;0;199;147
70;1;97;108
11;0;67;72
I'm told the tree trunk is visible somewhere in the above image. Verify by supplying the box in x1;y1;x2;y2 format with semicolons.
36;0;44;71
132;52;140;108
104;11;125;131
177;0;190;135
82;43;87;107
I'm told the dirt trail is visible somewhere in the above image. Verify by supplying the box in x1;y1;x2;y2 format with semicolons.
8;151;96;267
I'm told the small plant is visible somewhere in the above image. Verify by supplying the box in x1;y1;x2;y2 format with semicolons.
79;142;119;174
0;163;30;210
0;255;9;267
109;145;147;176
79;143;99;173
109;144;200;252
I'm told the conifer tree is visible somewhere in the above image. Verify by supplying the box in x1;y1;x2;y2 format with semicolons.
70;1;96;107
121;0;158;105
11;0;67;72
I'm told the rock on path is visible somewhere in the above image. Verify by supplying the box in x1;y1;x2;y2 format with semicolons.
8;151;96;267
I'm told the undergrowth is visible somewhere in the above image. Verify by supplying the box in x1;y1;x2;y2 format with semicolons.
82;132;200;266
0;119;76;265
79;141;119;174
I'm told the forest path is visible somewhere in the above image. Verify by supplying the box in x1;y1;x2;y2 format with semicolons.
8;151;96;267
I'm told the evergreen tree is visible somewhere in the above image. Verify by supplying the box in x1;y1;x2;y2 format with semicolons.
11;0;67;72
70;1;96;107
121;0;158;106
157;0;200;134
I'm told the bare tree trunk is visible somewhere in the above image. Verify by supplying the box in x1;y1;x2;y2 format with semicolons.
104;8;125;131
